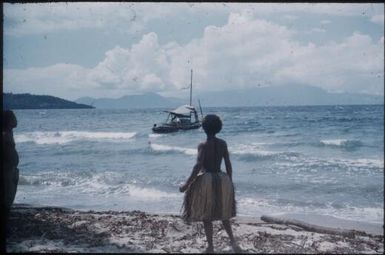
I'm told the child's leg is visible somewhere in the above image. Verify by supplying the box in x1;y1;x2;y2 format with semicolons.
222;220;242;252
203;220;214;252
222;220;235;243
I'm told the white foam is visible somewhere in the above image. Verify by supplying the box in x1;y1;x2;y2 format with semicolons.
14;131;137;144
289;156;384;170
238;197;384;224
149;142;298;159
338;158;384;169
75;181;179;200
320;139;347;146
229;143;299;161
18;172;84;187
148;133;164;138
320;139;362;148
230;143;272;155
149;143;197;156
18;172;180;202
126;184;179;200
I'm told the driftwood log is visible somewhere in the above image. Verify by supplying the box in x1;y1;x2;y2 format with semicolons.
260;215;364;238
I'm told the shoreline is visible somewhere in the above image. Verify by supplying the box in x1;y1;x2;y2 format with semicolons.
6;204;383;253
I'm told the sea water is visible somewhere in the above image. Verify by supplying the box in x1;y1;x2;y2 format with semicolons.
12;105;384;224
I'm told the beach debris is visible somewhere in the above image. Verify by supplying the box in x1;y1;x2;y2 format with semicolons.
261;215;358;238
5;206;384;253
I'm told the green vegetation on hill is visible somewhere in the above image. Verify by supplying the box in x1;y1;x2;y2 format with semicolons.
3;93;94;110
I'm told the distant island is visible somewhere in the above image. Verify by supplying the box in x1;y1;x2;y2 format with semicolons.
196;84;384;107
3;93;94;110
75;85;383;109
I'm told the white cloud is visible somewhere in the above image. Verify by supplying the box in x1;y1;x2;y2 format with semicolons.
309;28;327;33
320;19;331;25
4;64;97;99
208;3;383;17
4;2;155;36
282;15;298;21
4;3;384;36
4;10;384;99
275;32;384;95
4;32;173;99
370;14;384;25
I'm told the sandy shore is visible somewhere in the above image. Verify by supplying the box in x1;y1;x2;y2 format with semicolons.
6;204;384;253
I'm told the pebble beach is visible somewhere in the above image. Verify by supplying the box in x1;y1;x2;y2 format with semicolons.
6;204;384;253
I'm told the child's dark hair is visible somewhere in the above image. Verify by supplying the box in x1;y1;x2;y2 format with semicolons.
2;110;17;130
202;114;222;135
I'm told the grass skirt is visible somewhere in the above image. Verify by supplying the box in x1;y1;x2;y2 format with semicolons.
182;171;236;222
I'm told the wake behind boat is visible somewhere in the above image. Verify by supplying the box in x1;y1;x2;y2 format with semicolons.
152;70;203;133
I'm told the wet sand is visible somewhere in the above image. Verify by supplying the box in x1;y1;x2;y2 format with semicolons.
6;204;384;253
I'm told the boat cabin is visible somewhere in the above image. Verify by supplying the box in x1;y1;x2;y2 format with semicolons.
152;105;201;133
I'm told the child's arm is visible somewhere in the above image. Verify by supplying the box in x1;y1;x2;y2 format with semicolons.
223;141;233;181
179;143;205;192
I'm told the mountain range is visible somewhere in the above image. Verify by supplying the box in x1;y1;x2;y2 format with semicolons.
76;92;184;109
75;85;383;109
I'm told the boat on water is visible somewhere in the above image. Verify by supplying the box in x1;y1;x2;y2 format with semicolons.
152;70;203;133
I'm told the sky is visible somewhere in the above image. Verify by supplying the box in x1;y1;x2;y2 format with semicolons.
3;2;384;100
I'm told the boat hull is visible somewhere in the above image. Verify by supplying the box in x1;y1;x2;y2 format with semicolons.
152;123;201;133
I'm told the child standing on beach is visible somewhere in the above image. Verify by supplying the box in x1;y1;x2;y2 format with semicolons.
2;110;20;235
179;114;241;253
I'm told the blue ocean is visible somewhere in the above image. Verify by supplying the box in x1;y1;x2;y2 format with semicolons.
12;105;384;224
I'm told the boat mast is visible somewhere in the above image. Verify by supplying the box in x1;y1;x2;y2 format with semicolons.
190;69;193;106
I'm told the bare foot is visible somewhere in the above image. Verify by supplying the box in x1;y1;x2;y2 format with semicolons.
231;242;243;253
203;246;214;254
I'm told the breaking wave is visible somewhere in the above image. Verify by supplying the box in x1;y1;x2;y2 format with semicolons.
230;144;300;161
18;173;178;201
14;131;137;145
149;143;197;156
319;139;363;149
148;133;165;138
148;142;300;161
